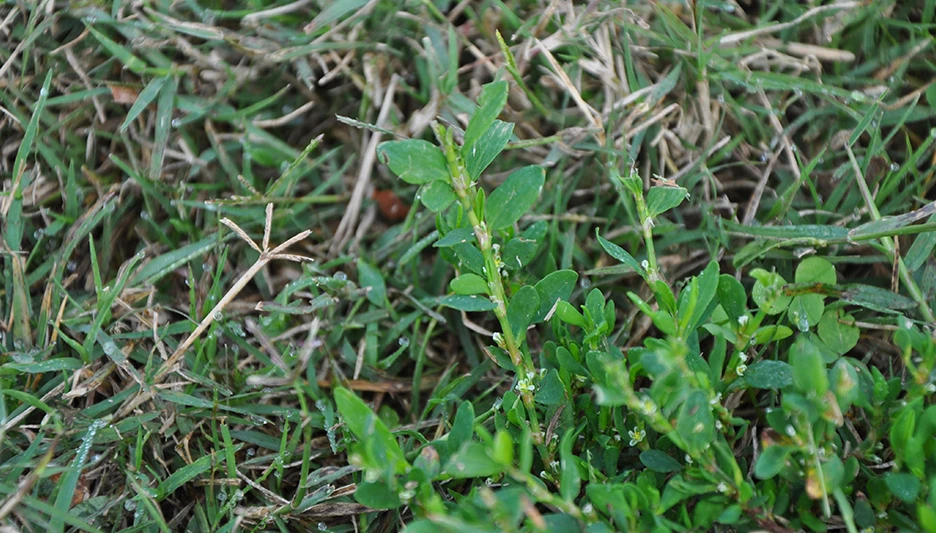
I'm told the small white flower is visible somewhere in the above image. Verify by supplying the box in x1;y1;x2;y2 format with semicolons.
709;392;722;406
582;503;594;514
639;397;658;416
717;482;729;493
550;460;560;470
516;379;535;393
492;332;504;347
785;425;796;437
628;427;646;446
738;351;749;363
738;315;749;326
736;363;747;376
715;420;723;430
613;433;621;442
685;454;693;465
925;383;936;393
641;259;650;271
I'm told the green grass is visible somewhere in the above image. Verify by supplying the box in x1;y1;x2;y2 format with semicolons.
1;1;936;532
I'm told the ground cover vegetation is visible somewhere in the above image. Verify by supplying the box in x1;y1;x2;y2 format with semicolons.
1;1;936;532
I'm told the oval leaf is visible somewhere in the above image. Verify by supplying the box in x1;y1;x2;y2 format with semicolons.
378;140;448;184
485;166;545;230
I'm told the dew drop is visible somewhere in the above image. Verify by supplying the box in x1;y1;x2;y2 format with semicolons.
398;337;409;347
317;523;328;531
889;162;899;172
124;500;136;511
334;271;347;281
579;277;591;289
67;260;78;272
246;448;256;457
213;311;223;320
217;491;227;502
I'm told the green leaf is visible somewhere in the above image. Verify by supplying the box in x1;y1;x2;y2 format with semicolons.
889;408;915;466
491;430;514;466
450;273;489;295
441;295;496;312
905;215;936;271
535;369;565;405
751;269;792;315
640;450;682;473
465;120;513;179
559;429;581;502
119;77;167;132
1;358;82;375
789;335;829;397
85;24;148;73
503;220;547;270
434;227;475;247
818;309;859;355
378;140;448;184
452;242;485;276
8;70;53;251
358;260;386;306
796;257;837;285
676;390;715;456
485;166;545;230
448;402;475;456
354;479;402;509
597;231;646;278
646;185;688;218
463;80;509;153
149;75;178;180
533;270;578;323
684;261;719;331
308;0;369;28
830;359;860;409
841;284;917;310
334;388;408;474
717;274;747;320
157;450;217;499
752;325;794;344
507;286;539;344
886;473;921;503
743;360;793;390
419;180;457;212
444;441;505;479
555;301;586;327
788;294;824;332
754;446;793;479
52;419;107;531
